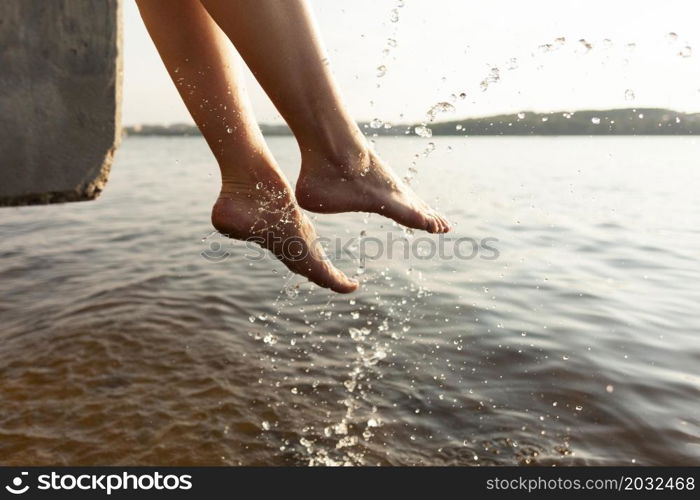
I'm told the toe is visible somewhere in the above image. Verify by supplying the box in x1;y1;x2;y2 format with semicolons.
428;212;448;233
326;265;359;293
433;216;446;234
425;216;439;234
330;275;359;294
441;216;451;232
434;214;448;234
303;261;359;294
437;215;451;233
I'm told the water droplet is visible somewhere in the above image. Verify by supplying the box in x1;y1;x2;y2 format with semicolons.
679;45;692;58
506;57;519;70
591;117;601;125
370;118;383;129
261;421;271;431
387;38;397;48
226;127;233;134
255;182;263;190
575;405;583;411
606;385;614;393
517;112;526;120
390;8;399;22
376;64;387;77
667;32;679;42
426;101;456;121
414;125;432;138
291;387;298;395
248;315;256;323
349;327;370;341
479;67;500;91
624;89;635;101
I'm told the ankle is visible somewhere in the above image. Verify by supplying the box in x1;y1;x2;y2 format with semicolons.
300;135;370;176
219;162;291;200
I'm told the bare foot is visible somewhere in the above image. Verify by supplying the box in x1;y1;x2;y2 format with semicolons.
211;169;358;294
295;147;450;234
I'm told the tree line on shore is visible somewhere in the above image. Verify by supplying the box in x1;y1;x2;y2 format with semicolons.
124;108;700;137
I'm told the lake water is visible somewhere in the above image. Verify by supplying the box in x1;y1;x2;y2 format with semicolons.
1;136;699;465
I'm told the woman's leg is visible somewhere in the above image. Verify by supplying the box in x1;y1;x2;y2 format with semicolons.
199;0;450;234
136;0;357;293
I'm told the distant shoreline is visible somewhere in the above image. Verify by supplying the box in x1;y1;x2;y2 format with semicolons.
124;108;700;137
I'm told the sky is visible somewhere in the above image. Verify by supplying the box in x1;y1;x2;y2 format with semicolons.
122;0;700;126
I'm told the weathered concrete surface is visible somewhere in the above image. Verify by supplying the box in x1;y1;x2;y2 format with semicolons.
0;0;122;206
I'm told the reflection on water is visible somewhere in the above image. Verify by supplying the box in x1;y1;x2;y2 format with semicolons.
1;136;699;465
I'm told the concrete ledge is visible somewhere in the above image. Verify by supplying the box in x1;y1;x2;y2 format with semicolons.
0;0;122;206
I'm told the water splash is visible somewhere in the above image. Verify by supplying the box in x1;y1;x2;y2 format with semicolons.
375;0;404;89
678;46;692;58
416;142;436;161
426;102;456;122
479;67;500;91
370;118;384;129
414;125;433;138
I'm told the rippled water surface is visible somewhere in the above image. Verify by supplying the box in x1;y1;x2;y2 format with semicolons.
1;136;699;465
